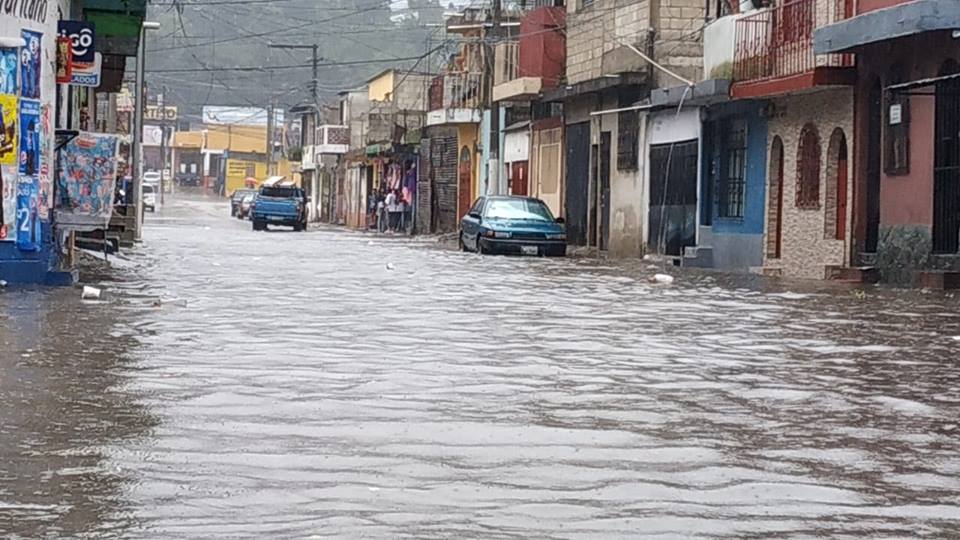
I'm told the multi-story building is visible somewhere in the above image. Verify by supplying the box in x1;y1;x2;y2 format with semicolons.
727;0;856;280
816;0;960;287
542;0;706;257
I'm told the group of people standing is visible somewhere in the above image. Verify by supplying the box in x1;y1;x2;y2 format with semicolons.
372;188;408;234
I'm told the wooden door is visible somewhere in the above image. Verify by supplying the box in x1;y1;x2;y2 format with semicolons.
565;122;590;246
510;161;528;196
836;136;848;241
599;132;611;251
458;146;473;221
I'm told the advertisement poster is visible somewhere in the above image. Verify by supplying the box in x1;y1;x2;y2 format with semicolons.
16;177;39;251
0;47;17;94
0;94;16;165
56;36;72;84
39;104;52;219
19;99;39;176
55;132;119;232
20;30;41;100
0;165;14;240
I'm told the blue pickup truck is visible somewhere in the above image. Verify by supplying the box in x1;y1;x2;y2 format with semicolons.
251;185;308;232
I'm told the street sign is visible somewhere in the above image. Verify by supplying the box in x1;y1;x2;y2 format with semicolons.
57;21;96;64
145;105;178;122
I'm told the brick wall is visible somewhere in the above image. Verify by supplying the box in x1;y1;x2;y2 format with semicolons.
653;0;706;85
764;87;854;279
566;0;704;87
566;0;650;85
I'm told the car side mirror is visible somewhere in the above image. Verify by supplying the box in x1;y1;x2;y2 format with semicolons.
555;217;565;224
468;211;482;221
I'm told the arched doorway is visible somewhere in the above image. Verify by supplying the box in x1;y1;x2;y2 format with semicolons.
934;60;960;253
766;136;785;259
865;77;882;253
825;128;848;241
457;146;473;220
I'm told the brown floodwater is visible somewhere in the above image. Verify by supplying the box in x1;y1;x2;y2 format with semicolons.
2;195;960;538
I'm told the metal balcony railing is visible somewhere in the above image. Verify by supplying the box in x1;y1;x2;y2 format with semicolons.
495;41;520;86
428;72;485;111
733;0;853;83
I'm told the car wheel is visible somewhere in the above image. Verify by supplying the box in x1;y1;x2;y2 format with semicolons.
300;221;308;232
476;235;486;255
458;231;467;252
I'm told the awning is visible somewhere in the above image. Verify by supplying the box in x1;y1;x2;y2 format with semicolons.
886;72;960;95
814;0;960;55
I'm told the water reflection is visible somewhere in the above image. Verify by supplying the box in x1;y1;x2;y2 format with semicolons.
2;195;960;538
0;287;157;537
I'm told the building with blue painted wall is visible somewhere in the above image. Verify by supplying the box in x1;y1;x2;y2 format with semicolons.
691;100;768;271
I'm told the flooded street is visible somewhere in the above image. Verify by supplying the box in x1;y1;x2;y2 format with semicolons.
3;194;960;538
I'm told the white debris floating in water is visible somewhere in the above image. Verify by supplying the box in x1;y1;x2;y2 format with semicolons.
0;279;7;288
386;262;396;270
81;286;102;300
651;273;674;285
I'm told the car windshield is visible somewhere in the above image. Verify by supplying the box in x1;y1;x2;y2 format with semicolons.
484;198;554;222
260;187;299;198
143;185;155;194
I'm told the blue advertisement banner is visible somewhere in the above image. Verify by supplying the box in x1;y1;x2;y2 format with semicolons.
19;30;41;100
18;99;39;176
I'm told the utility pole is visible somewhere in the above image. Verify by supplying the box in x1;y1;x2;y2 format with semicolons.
266;97;274;176
159;86;167;206
486;0;502;195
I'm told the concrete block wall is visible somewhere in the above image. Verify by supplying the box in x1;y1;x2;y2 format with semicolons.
653;0;706;85
764;87;854;279
566;0;650;85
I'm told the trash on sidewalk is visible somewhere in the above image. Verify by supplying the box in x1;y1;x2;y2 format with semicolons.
386;262;396;270
651;274;675;285
81;285;102;300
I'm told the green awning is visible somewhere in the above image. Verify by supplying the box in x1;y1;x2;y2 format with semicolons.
83;0;147;14
84;9;145;57
365;144;382;156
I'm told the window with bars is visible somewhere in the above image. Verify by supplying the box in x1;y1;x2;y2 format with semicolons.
796;123;822;209
718;121;747;218
617;110;639;171
580;0;595;10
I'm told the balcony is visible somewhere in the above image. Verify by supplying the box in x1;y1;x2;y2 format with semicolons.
316;125;349;154
731;0;855;99
493;6;566;102
426;72;484;126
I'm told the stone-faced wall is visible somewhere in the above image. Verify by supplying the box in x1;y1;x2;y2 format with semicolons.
764;87;854;279
566;0;650;85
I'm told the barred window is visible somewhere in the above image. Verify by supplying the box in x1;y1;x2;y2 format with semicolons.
796;123;821;209
581;0;595;10
719;121;747;218
617;110;639;171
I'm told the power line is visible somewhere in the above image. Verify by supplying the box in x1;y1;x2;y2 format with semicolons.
146;54;433;73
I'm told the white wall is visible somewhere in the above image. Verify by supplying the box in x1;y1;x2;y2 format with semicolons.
503;130;529;164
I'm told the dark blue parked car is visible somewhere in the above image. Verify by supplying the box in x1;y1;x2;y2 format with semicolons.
459;195;566;257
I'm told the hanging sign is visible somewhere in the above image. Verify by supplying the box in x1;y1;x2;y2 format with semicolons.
889;104;903;125
56;36;72;83
57;21;95;63
145;105;178;122
70;52;101;87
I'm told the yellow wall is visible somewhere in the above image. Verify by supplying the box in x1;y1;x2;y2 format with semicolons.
368;70;395;102
225;159;295;194
205;124;268;153
173;131;203;149
457;124;480;199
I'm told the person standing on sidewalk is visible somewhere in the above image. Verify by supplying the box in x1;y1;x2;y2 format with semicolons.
385;189;399;233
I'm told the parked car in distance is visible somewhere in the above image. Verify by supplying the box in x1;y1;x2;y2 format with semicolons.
230;189;256;217
250;184;307;232
143;170;161;186
459;195;566;257
143;183;157;212
239;193;256;220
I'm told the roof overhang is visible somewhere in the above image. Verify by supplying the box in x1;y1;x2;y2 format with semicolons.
815;0;960;54
541;72;649;102
650;79;730;109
